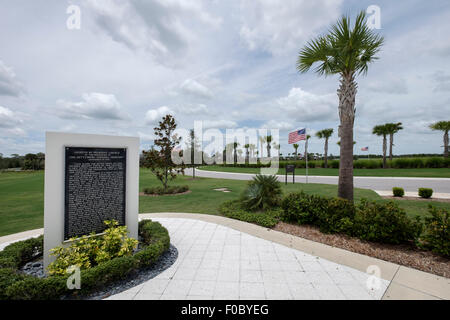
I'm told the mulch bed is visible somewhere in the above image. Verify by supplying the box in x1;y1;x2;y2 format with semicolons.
382;196;450;203
139;190;191;197
274;222;450;279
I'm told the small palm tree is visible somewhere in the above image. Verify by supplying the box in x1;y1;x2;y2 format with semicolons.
248;144;256;159
430;121;450;158
233;141;239;164
385;122;403;161
373;124;390;168
259;136;266;158
244;143;250;163
293;144;299;158
241;174;282;211
316;128;334;168
266;135;273;158
297;11;384;201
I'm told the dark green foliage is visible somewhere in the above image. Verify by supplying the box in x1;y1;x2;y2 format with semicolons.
219;200;279;228
419;206;450;257
418;188;433;199
280;192;354;234
240;174;282;211
354;200;422;244
143;185;189;195
0;220;169;300
392;187;405;197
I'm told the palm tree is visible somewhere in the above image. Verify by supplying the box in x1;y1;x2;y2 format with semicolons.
266;135;273;158
244;143;250;163
248;144;256;160
259;136;266;159
316;128;334;168
430;121;450;158
293;144;299;158
297;11;384;201
233;141;239;164
373;124;390;168
385;122;403;161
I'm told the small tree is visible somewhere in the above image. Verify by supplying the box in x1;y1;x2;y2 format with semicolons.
373;124;389;168
316;128;334;168
186;129;201;179
142;115;185;192
266;135;272;158
385;122;403;161
293;144;299;158
430;121;450;158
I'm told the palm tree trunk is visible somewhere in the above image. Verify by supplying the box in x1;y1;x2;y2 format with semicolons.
337;73;356;201
382;135;387;169
389;133;394;162
444;130;449;158
267;144;271;158
324;138;329;168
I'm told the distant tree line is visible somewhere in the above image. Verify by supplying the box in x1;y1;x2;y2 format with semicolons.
0;153;45;170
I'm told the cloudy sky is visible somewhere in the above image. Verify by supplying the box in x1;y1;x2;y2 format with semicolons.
1;0;449;157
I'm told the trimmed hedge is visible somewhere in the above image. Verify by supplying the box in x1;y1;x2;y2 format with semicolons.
219;200;280;228
0;220;170;300
418;188;433;199
215;157;450;169
393;187;405;197
280;192;422;244
143;185;189;195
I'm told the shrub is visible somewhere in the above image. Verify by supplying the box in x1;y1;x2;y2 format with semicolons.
317;198;355;234
240;174;282;211
392;187;405;197
280;192;355;234
418;188;433;199
424;157;443;168
0;220;169;300
354;200;422;244
219;200;279;228
143;185;189;195
419;206;450;257
329;160;340;168
47;220;138;276
280;192;328;225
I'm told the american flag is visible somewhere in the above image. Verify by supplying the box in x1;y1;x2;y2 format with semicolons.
361;147;369;151
288;128;306;144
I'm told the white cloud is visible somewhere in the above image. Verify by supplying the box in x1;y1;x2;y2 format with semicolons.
367;78;408;94
203;119;238;129
55;92;130;120
0;106;23;128
276;88;338;122
85;0;221;65
239;0;343;55
175;103;209;115
179;79;213;99
263;120;295;131
0;60;24;97
145;106;174;124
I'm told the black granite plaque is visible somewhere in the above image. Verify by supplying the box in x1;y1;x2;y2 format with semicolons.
285;165;295;173
64;147;126;240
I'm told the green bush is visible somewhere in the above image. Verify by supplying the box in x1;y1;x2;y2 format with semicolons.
419;206;450;257
418;188;433;199
392;187;405;197
317;198;355;234
280;192;354;234
143;185;189;195
0;236;43;269
240;174;282;211
424;157;443;168
219;200;279;228
354;200;422;244
47;220;138;276
0;220;169;300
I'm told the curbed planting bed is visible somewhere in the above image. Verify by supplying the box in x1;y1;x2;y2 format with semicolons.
0;220;170;300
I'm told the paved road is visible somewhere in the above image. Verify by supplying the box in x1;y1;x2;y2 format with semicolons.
187;168;450;193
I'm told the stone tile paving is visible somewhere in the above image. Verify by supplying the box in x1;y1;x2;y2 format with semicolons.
107;218;390;300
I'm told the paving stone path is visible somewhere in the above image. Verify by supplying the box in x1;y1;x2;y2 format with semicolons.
108;218;389;300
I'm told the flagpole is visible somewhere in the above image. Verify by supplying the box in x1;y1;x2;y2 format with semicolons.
305;128;308;184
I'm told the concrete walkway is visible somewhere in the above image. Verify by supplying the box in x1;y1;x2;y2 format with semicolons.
1;213;449;300
190;168;450;195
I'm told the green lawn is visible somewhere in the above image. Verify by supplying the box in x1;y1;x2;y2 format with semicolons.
199;165;450;178
0;169;449;237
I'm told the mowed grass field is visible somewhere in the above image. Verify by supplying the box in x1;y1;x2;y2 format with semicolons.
0;169;449;237
199;165;450;178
